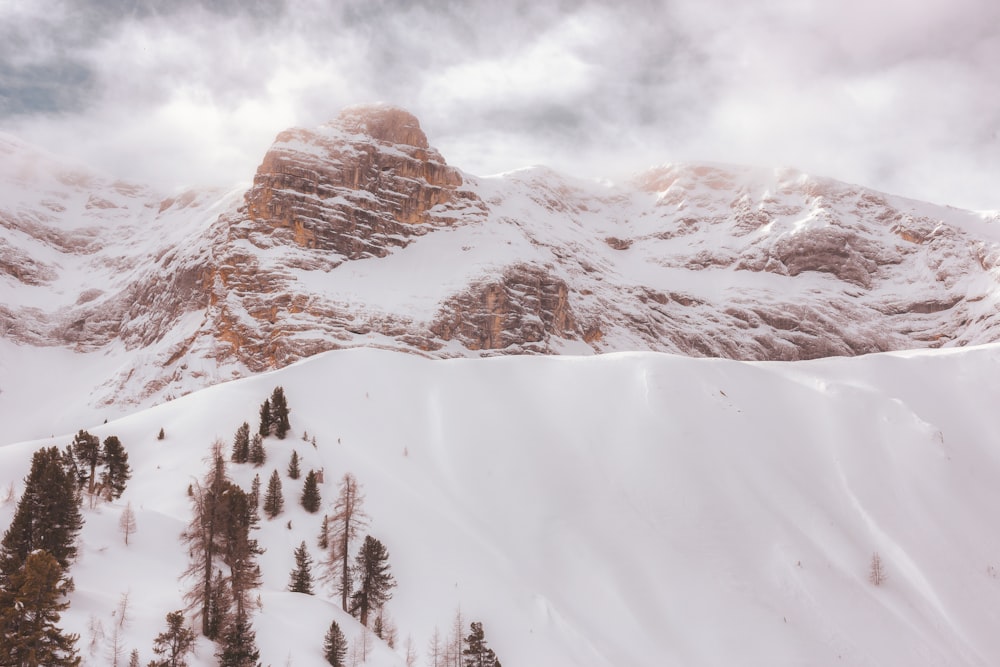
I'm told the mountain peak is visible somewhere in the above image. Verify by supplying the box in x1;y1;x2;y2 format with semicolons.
331;103;430;149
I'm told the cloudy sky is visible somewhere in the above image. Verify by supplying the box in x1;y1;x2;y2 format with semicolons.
2;0;998;209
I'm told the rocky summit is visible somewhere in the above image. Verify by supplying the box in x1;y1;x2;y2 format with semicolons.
2;104;999;408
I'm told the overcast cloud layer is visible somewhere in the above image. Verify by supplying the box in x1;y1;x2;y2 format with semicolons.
1;0;998;209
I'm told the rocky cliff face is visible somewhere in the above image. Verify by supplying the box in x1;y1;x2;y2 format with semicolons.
2;107;1000;408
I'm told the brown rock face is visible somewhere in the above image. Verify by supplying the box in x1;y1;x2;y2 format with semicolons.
242;105;470;259
202;105;487;371
430;265;577;352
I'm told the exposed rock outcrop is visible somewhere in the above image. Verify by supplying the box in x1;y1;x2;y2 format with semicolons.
242;105;474;259
430;264;577;352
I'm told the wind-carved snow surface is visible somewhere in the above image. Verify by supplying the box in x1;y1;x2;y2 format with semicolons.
2;347;1000;666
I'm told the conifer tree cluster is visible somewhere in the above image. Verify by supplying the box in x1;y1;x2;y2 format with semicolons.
1;446;84;579
258;387;291;440
181;440;263;656
0;550;80;666
0;447;84;665
64;429;132;501
231;422;251;464
462;621;501;667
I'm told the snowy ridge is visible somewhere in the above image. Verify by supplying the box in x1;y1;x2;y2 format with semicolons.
3;107;1000;417
3;346;1000;666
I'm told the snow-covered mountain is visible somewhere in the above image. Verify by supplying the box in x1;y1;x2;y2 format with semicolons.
2;104;999;421
5;104;1000;667
3;346;1000;666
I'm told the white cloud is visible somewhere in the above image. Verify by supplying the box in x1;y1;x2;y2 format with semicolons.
1;0;998;209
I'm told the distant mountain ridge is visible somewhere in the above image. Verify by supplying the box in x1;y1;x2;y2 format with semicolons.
2;104;999;409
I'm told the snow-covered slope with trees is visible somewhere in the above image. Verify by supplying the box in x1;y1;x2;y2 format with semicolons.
3;345;1000;666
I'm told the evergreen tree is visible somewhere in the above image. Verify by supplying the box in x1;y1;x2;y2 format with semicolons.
317;515;330;550
100;435;131;500
248;434;266;467
462;622;499;667
129;648;140;667
288;541;315;594
301;469;321;513
247;474;261;525
263;469;284;519
69;429;101;495
258;399;271;437
323;620;348;667
349;535;396;627
157;427;165;440
0;550;80;666
270;387;291;440
0;446;83;582
287;450;301;479
150;610;196;667
215;613;261;667
221;485;263;620
204;569;232;642
324;473;368;611
231;423;251;464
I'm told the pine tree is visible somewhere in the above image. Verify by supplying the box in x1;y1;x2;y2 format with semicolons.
70;429;102;495
249;434;266;467
204;569;232;642
231;423;251;464
0;446;84;581
128;648;140;667
263;469;284;519
349;535;396;627
462;622;499;667
288;541;315;594
158;427;165;440
215;613;261;667
101;435;131;500
270;387;291;439
301;469;321;513
0;550;81;666
287;450;301;479
258;399;272;437
324;473;368;611
323;620;348;667
318;515;330;550
249;474;261;506
221;485;263;620
151;610;196;667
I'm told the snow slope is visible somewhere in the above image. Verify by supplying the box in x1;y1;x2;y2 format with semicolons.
3;346;1000;666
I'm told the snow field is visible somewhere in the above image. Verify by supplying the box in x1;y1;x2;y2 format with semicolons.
3;346;1000;665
